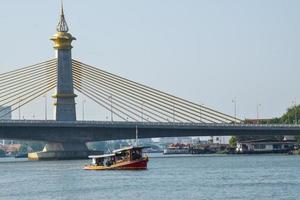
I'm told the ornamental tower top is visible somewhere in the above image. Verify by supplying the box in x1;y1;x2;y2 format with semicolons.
50;4;76;50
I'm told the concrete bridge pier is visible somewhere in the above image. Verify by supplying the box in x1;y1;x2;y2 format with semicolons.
28;142;100;160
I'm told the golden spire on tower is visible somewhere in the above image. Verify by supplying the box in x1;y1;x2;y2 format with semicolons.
51;2;76;50
56;2;69;32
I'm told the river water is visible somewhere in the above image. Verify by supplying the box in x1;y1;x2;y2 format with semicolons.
0;154;300;200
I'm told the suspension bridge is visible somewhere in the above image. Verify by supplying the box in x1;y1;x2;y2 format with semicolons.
0;5;298;160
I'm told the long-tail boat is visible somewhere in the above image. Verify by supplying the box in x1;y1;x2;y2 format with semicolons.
83;146;149;170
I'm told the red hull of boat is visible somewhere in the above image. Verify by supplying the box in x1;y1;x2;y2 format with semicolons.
116;159;148;170
83;157;148;170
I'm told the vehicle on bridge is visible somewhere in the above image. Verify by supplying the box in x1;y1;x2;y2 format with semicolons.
83;146;149;170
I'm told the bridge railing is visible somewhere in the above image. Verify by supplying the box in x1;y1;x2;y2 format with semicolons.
0;119;299;128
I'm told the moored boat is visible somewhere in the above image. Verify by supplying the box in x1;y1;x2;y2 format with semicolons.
163;143;190;154
83;146;149;170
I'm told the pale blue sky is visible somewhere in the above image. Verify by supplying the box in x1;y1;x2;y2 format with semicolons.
0;0;299;120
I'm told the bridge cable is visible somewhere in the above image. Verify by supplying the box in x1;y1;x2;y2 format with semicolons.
73;71;165;122
74;85;128;121
73;64;211;123
73;64;201;122
74;80;140;121
73;65;183;122
0;73;56;102
0;59;57;83
73;60;240;123
0;69;56;99
72;61;223;123
73;62;220;123
0;83;56;119
0;78;56;112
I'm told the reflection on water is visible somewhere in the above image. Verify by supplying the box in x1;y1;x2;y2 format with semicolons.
1;154;300;200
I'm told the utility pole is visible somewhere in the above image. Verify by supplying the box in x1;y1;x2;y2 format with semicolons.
199;103;204;123
44;94;47;120
141;101;144;122
109;95;113;122
82;99;86;120
135;125;139;147
18;98;21;120
173;102;175;123
199;105;202;123
292;99;297;124
256;103;261;124
232;97;237;123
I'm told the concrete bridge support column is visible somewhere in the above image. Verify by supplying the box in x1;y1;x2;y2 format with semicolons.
28;142;101;160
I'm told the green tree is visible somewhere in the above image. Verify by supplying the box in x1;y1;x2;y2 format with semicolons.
280;105;300;124
0;149;5;157
239;104;300;142
229;136;237;147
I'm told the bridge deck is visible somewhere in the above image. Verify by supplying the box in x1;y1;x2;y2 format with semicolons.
0;120;299;143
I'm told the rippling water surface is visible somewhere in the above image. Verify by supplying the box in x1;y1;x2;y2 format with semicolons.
1;154;300;200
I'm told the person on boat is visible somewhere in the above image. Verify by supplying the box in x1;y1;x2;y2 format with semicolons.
132;149;142;160
105;156;116;167
94;158;103;166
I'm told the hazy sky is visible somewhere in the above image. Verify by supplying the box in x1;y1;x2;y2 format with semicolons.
0;0;299;120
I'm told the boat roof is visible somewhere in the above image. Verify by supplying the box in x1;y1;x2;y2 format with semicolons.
113;146;149;153
88;154;115;159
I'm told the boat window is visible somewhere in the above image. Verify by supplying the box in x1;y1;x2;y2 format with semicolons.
273;144;281;149
105;157;115;166
132;149;142;160
253;144;266;149
115;150;129;161
92;158;104;166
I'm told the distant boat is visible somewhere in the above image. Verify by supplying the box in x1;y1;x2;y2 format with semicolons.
163;143;190;154
83;146;149;170
15;153;28;158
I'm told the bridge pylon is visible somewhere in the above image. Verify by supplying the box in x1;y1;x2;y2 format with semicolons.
51;5;77;121
28;5;99;160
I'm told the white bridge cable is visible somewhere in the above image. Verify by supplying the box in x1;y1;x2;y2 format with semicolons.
73;63;201;122
73;69;169;122
74;81;140;121
74;85;128;121
0;80;56;118
0;69;56;99
0;59;57;82
0;65;56;92
0;73;56;104
73;66;191;122
72;61;221;123
74;78;156;122
74;72;173;122
73;60;241;123
0;59;57;118
72;60;225;123
73;63;215;123
73;64;218;122
0;83;56;119
0;77;56;109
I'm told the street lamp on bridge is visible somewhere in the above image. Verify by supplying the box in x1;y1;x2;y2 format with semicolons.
109;95;113;122
199;103;204;123
44;94;47;120
292;99;297;124
141;101;144;122
256;103;261;124
232;97;237;123
82;99;86;120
